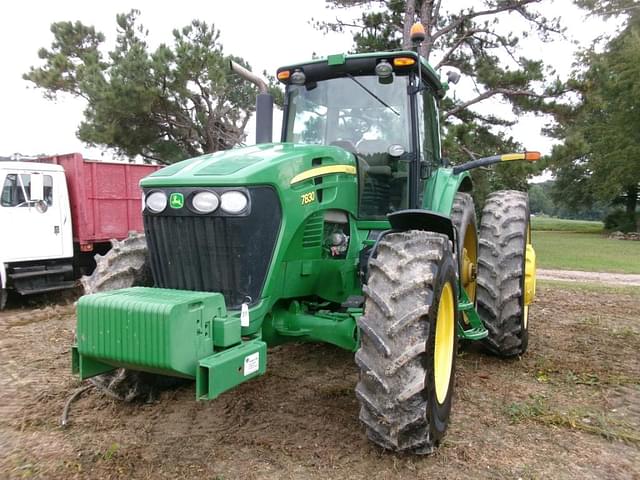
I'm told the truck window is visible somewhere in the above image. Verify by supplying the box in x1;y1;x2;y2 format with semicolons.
0;174;53;207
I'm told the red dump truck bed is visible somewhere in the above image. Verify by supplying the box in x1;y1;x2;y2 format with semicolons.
39;153;160;248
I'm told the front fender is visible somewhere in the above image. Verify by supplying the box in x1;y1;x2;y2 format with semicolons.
387;210;456;251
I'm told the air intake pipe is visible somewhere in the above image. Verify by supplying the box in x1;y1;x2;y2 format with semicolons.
230;60;273;144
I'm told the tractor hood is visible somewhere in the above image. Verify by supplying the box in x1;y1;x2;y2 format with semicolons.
140;143;357;188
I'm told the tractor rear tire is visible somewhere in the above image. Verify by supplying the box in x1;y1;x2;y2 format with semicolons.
477;190;531;357
81;232;151;295
450;192;478;307
81;233;185;402
356;231;458;454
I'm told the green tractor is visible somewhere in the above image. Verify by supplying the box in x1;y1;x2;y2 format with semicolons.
72;29;537;454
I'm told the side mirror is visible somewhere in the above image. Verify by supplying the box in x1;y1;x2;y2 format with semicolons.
30;173;44;201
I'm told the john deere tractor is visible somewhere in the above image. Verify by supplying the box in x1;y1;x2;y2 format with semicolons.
72;27;537;454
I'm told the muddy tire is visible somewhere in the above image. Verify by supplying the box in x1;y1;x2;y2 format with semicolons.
81;233;184;401
477;190;530;357
81;232;151;295
356;231;458;454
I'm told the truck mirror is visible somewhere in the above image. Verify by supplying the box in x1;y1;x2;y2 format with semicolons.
30;173;44;201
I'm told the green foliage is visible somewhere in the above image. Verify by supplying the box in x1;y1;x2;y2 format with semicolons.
315;0;565;196
549;11;640;224
24;11;264;163
603;210;639;232
574;0;639;18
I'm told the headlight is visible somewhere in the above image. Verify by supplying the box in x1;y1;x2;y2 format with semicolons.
146;191;167;213
220;191;248;214
192;191;219;213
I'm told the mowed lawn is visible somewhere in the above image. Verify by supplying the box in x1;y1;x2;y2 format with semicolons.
530;217;640;274
531;216;604;233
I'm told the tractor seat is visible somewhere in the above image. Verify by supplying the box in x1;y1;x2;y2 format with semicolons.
356;139;388;159
356;139;392;175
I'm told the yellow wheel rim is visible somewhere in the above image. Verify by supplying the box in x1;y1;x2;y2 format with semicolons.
523;225;537;329
460;224;478;325
434;282;455;404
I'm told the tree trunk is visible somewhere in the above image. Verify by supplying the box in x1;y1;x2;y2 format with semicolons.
625;184;638;216
624;184;639;231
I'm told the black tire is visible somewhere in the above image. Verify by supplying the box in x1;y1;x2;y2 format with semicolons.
81;233;185;401
450;192;478;308
356;231;458;454
477;190;531;357
0;288;7;310
81;233;151;295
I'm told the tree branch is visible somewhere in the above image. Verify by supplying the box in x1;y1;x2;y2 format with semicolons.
443;87;547;119
431;0;540;43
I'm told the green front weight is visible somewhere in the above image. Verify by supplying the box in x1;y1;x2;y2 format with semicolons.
74;287;236;379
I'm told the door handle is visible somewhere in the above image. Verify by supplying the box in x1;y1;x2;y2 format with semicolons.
54;226;60;234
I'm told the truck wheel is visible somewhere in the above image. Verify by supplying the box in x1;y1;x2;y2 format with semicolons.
356;231;458;454
450;192;478;311
477;190;534;357
81;232;184;401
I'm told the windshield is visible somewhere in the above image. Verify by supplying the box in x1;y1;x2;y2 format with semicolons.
284;75;412;218
284;75;410;150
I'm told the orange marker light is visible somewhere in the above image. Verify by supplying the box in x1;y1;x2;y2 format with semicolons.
525;151;541;162
277;70;290;81
410;22;426;43
393;57;416;67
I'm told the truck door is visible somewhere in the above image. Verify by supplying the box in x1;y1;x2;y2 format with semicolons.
0;170;67;261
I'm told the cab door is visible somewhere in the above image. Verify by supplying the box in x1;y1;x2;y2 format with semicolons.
0;170;68;261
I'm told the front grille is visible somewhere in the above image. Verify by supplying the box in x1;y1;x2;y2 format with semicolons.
143;187;281;309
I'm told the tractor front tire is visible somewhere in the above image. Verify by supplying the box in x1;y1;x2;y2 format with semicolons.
477;190;531;357
356;231;458;454
82;233;184;402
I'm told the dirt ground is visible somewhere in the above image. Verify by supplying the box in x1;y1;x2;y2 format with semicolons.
1;285;639;480
537;269;640;286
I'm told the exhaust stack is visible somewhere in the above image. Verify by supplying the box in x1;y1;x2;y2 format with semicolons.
230;61;273;144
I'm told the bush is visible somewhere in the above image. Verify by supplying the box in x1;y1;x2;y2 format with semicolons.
603;210;639;232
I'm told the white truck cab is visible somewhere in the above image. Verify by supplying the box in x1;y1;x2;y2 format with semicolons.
0;162;74;308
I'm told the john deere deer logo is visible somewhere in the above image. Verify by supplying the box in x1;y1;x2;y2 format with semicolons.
169;193;184;209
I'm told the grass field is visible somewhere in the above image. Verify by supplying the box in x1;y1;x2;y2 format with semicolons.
529;216;640;274
531;216;604;233
532;230;640;273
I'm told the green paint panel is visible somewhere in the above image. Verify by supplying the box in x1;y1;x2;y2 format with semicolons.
76;288;228;379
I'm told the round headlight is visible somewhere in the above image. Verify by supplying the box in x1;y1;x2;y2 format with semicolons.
220;191;248;214
146;191;167;213
192;191;219;213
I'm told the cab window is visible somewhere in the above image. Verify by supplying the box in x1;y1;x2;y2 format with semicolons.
1;174;54;207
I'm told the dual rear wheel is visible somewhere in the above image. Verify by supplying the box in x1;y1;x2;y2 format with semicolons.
356;190;534;453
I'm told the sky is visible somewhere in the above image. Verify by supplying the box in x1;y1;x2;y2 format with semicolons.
0;0;617;162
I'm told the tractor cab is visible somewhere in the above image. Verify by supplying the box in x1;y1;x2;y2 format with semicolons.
277;52;445;218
